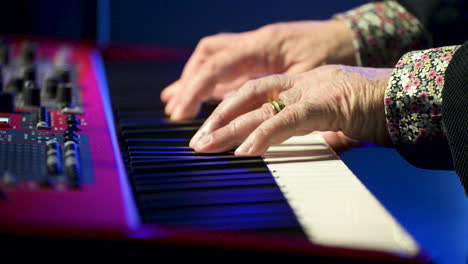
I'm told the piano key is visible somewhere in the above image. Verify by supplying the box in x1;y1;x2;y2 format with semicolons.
130;159;267;174
119;118;204;130
128;150;235;157
138;185;280;201
134;177;277;192
144;212;301;231
128;146;192;150
138;188;285;209
134;172;271;185
125;138;189;147
141;202;294;221
129;155;245;164
132;167;270;179
122;126;199;138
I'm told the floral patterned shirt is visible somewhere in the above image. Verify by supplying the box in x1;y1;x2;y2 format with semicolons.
334;0;431;67
335;1;462;169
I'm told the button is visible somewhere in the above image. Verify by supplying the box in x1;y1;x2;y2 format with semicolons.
56;83;72;107
0;92;15;113
64;129;77;138
66;114;79;124
36;107;50;130
23;81;41;106
63;131;79;143
44;78;58;99
67;123;80;131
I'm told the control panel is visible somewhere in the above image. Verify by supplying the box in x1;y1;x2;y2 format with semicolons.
0;37;94;190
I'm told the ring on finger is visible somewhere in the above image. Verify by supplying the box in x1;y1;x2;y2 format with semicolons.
270;99;286;114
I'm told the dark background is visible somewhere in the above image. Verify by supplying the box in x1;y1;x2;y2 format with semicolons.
0;1;467;264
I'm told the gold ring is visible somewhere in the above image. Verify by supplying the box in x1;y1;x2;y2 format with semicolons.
271;99;286;114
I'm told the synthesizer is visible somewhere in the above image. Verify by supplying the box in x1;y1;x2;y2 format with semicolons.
0;37;429;262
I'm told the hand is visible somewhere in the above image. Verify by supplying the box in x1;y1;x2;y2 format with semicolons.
161;19;356;120
189;65;394;155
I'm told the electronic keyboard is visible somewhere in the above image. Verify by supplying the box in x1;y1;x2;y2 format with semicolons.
0;37;429;262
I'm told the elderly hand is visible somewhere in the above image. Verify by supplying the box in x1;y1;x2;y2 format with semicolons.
161;19;355;120
189;65;394;155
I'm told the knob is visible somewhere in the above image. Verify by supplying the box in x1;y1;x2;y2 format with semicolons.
46;140;60;150
20;41;36;65
44;78;58;99
56;83;72;107
36;107;50;130
23;81;41;106
22;66;36;81
0;92;14;113
5;78;23;93
66;114;79;125
65;156;81;189
56;68;71;83
0;66;3;92
0;45;9;65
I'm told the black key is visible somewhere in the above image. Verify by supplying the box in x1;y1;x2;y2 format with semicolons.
125;138;189;147
142;202;293;222
119;118;204;130
128;150;235;157
129;156;260;166
122;126;199;139
138;187;284;209
138;185;279;202
132;167;269;180
130;159;266;174
134;172;271;185
134;177;276;192
144;212;300;231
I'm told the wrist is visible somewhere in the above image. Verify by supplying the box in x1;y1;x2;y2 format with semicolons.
324;19;357;66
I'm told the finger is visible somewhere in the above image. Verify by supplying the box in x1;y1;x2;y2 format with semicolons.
235;103;312;156
319;131;362;154
161;34;237;105
164;97;178;116
180;33;237;80
161;80;180;103
170;50;250;120
193;102;276;153
189;75;292;148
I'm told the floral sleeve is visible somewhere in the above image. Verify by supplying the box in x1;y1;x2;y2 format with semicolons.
334;0;431;67
384;45;461;169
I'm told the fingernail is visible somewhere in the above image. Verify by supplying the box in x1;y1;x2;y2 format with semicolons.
196;135;212;150
170;108;184;120
190;131;206;148
235;142;252;155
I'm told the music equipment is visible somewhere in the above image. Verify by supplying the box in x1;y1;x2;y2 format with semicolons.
0;36;429;262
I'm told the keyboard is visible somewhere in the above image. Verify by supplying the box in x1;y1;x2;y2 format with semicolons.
0;37;428;262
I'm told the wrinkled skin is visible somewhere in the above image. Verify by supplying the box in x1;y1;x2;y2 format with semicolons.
161;19;356;120
189;65;394;155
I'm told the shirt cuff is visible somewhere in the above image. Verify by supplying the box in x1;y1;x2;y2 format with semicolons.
334;0;430;67
384;45;460;169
